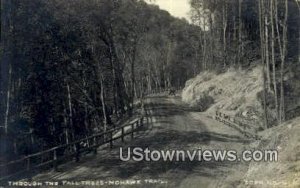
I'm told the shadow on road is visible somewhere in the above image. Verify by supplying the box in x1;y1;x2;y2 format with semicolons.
87;128;250;180
30;96;250;187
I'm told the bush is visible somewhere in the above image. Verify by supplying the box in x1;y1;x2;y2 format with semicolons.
193;93;215;112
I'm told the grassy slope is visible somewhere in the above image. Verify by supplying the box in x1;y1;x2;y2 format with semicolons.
238;117;300;188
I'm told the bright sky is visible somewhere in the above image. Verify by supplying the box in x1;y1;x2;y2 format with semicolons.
146;0;191;21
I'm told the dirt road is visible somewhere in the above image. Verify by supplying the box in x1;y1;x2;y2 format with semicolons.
32;96;253;188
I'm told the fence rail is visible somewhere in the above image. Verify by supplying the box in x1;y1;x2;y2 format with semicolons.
214;111;259;139
0;90;176;181
0;112;150;181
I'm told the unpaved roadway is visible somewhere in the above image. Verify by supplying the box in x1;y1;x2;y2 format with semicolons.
31;95;254;188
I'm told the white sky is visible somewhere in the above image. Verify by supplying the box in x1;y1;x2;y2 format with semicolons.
146;0;191;21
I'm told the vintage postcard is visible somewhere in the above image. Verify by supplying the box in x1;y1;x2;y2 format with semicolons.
0;0;300;187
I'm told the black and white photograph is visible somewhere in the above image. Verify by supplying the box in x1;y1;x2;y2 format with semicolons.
0;0;300;187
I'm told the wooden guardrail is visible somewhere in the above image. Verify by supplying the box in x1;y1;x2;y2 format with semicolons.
0;90;178;181
0;112;150;181
214;111;260;139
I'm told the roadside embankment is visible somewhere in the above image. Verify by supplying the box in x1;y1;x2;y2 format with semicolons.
238;117;300;188
182;66;264;133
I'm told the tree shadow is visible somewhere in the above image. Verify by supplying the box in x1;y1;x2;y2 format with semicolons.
16;96;250;185
146;103;191;118
54;128;250;181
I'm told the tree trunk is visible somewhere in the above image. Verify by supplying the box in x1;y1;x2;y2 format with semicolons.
233;15;237;67
202;16;207;70
264;8;271;91
1;0;12;134
270;0;279;121
222;2;228;69
100;74;108;132
63;107;69;144
130;39;138;113
259;0;268;129
279;0;288;123
275;0;288;123
208;11;214;70
66;83;74;140
4;62;12;134
263;65;269;129
238;0;243;67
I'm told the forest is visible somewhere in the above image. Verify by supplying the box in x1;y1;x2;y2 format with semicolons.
0;0;299;164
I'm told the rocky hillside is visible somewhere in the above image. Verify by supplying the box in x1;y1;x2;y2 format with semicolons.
182;66;264;131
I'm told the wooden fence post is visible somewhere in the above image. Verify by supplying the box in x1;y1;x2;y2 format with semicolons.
53;150;58;171
93;137;97;155
26;158;30;171
121;127;124;142
87;138;90;148
139;118;142;127
110;132;113;148
137;121;140;134
146;116;149;125
131;124;134;139
75;143;80;162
